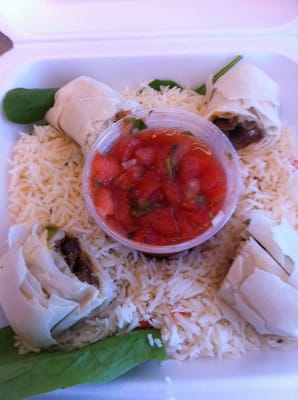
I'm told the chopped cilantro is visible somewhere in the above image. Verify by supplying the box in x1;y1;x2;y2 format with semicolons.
196;194;206;204
127;231;136;239
170;143;178;154
124;117;148;132
166;158;173;180
181;130;194;136
131;198;163;217
95;178;103;187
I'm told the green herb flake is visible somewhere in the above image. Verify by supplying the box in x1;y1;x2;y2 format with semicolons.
130;198;140;212
131;199;163;217
132;118;147;131
148;79;183;91
127;231;136;239
181;130;194;136
173;166;179;176
166;158;174;180
95;178;103;187
124;117;147;133
196;194;206;204
244;218;251;225
170;143;178;154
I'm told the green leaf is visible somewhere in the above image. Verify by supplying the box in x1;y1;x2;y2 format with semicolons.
148;79;183;91
196;194;206;204
123;117;148;132
166;158;173;179
169;143;178;155
181;130;194;136
194;55;243;95
131;118;147;131
3;88;58;124
0;327;167;400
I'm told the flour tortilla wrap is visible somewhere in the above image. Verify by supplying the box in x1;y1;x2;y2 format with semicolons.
219;212;298;337
46;76;140;155
201;64;281;146
0;224;115;349
247;210;298;281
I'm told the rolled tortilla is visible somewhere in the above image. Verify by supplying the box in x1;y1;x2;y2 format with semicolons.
218;211;298;337
200;63;281;148
247;210;298;281
0;224;115;349
45;76;140;155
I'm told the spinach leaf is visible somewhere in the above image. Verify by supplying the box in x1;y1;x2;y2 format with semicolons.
0;327;167;400
3;88;58;124
148;79;183;91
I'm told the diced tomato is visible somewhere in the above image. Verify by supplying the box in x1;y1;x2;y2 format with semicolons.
93;187;114;219
182;178;200;200
199;166;222;191
129;227;159;244
115;165;144;190
91;152;121;184
113;188;130;223
138;207;180;237
111;135;141;161
178;152;201;180
163;180;182;204
185;205;211;230
139;319;152;328
134;145;156;167
134;171;161;202
178;150;212;181
106;216;128;236
177;210;195;239
204;181;226;214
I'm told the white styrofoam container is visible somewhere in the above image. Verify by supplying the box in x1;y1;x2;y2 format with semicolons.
0;1;298;399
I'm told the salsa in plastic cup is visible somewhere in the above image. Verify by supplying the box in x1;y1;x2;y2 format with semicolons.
83;109;240;255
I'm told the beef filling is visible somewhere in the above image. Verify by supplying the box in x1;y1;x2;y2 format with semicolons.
213;117;264;149
58;235;99;287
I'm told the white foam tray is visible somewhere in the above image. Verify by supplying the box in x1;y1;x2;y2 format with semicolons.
0;1;297;399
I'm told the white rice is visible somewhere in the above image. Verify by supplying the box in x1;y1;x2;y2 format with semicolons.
7;84;298;359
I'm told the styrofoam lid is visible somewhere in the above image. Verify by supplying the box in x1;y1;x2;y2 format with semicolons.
1;0;298;41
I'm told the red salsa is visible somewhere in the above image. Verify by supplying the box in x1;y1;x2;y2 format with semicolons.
89;125;227;246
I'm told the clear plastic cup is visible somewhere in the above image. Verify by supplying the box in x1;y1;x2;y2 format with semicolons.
82;109;241;255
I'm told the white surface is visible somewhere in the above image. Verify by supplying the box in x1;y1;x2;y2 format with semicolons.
0;0;297;41
0;2;298;398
